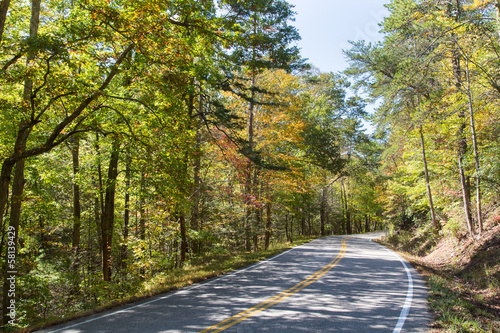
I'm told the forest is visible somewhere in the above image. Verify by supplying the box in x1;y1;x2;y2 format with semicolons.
0;0;499;331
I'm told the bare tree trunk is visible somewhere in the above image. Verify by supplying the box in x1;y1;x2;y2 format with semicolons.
95;132;105;267
458;136;475;237
191;96;203;254
252;168;260;252
244;73;256;251
139;171;146;242
69;137;81;282
339;184;344;233
284;215;289;242
138;170;146;275
94;196;102;254
254;198;262;252
456;62;474;237
101;138;120;281
179;210;187;267
465;59;483;234
341;180;351;235
265;199;271;250
70;138;81;250
320;187;326;236
307;204;310;236
448;1;475;237
244;174;251;251
419;125;438;232
121;148;131;270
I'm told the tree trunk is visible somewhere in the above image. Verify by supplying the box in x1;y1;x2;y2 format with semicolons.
38;215;47;251
320;187;326;236
94;196;102;254
2;159;24;326
495;1;500;39
121;148;131;270
265;199;271;250
139;171;146;242
0;0;11;43
0;160;15;242
138;170;146;275
338;186;343;234
179;210;187;267
448;7;475;237
245;73;256;251
70;138;81;250
95;131;105;266
300;207;305;236
101;138;120;281
9;164;25;234
307;204;310;236
419;125;438;232
244;178;253;251
190;96;203;254
465;58;483;234
2;1;40;325
455;54;474;236
284;215;289;242
341;180;351;235
0;0;41;243
458;143;475;237
254;207;260;252
69;137;81;281
252;168;260;252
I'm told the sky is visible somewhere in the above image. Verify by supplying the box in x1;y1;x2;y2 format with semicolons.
287;0;390;73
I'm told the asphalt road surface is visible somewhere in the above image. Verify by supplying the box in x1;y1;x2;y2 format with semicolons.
38;232;430;333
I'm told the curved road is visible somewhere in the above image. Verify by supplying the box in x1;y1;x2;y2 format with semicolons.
38;232;430;333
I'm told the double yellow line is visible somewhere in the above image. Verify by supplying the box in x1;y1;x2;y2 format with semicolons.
200;237;351;333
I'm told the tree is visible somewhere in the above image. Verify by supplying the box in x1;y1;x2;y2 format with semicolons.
218;0;303;250
2;0;41;324
344;0;500;238
344;0;447;233
0;0;239;326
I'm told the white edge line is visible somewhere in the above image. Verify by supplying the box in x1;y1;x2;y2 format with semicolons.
370;238;414;333
393;259;414;333
42;240;316;333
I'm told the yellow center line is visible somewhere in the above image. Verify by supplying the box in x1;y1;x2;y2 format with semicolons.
199;237;351;333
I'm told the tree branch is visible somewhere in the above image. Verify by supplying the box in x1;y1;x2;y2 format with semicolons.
15;43;135;161
1;51;23;72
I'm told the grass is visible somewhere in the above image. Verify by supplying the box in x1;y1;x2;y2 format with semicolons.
414;262;499;332
20;237;316;333
378;224;500;333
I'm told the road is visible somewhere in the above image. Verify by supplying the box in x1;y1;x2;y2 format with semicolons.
38;232;430;333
